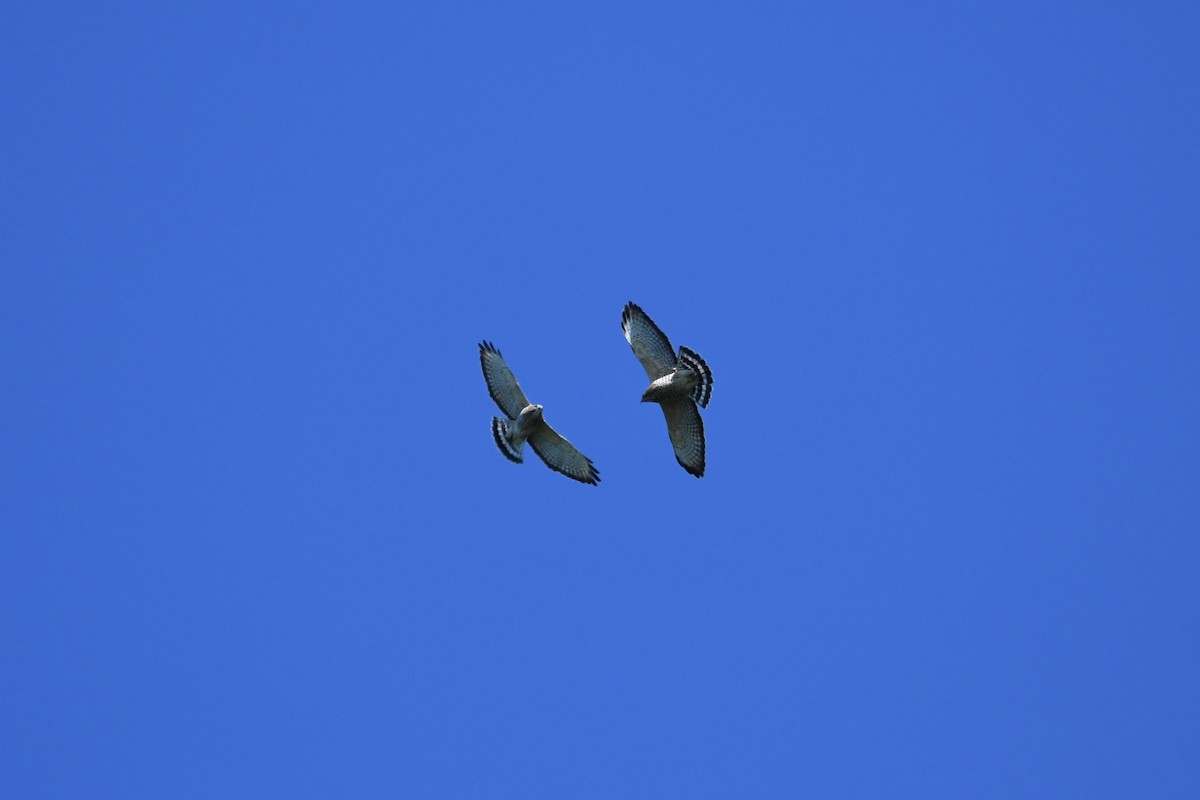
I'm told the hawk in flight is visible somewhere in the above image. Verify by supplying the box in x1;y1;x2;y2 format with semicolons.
621;302;713;477
478;341;600;485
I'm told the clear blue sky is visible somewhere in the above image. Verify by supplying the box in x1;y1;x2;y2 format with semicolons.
3;2;1198;797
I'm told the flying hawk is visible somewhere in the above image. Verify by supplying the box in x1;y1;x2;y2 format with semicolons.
478;341;600;485
621;302;713;477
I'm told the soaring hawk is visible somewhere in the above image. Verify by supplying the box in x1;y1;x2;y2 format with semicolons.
621;302;713;477
478;341;600;485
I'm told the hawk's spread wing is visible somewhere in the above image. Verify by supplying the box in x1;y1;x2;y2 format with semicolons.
661;398;705;478
622;302;676;381
479;341;530;419
529;421;601;485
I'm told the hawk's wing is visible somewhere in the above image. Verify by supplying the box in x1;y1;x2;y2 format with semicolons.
622;302;676;381
529;421;601;485
661;398;705;478
479;341;530;419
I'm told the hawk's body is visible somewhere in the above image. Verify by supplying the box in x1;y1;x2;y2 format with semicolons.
621;302;713;477
479;341;600;485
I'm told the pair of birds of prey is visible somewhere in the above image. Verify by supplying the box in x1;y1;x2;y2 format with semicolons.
479;302;713;485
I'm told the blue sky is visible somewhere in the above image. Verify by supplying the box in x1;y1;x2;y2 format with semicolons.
3;2;1198;797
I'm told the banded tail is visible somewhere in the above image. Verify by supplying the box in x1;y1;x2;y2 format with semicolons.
678;346;713;408
491;417;524;463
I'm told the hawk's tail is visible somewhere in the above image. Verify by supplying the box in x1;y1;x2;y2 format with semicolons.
491;417;524;463
679;346;713;408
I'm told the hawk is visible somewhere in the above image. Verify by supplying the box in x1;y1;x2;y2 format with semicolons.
478;341;600;485
621;302;713;477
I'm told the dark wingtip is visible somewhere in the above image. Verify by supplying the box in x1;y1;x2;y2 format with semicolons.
565;466;601;486
622;300;645;319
